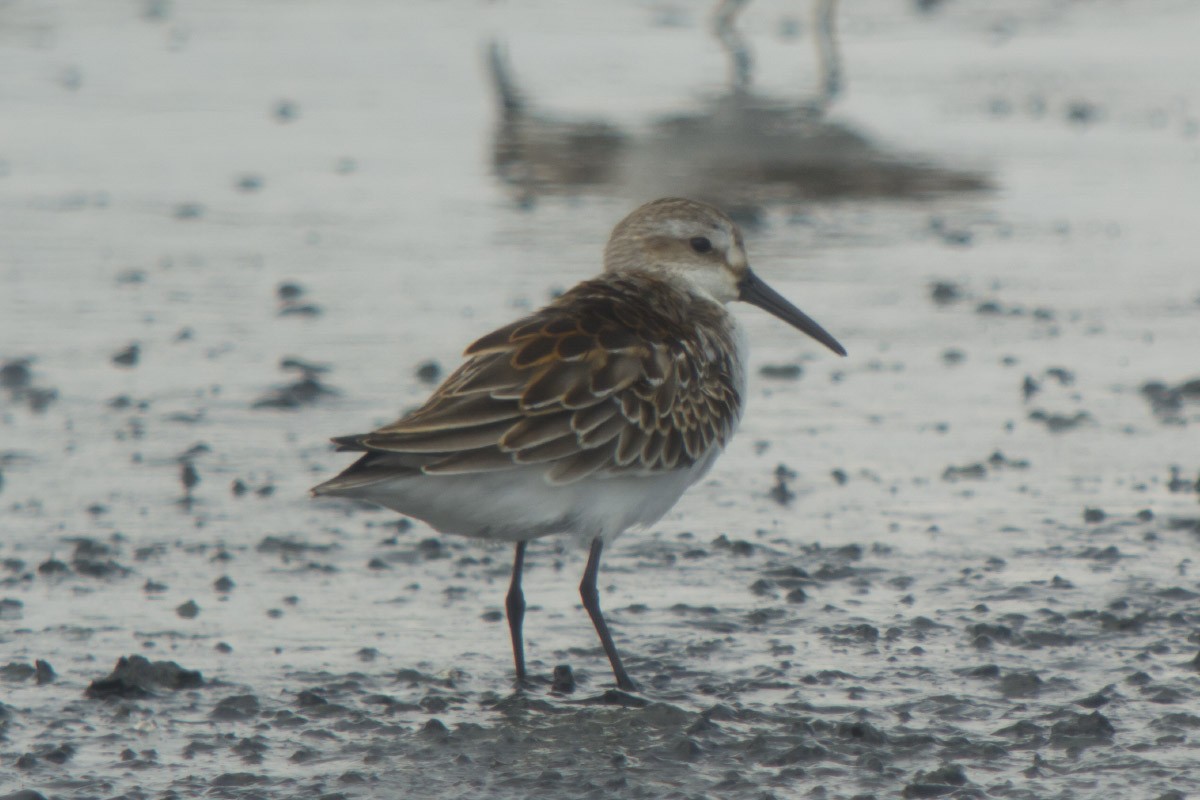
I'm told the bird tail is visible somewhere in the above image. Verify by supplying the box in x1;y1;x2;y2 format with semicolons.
310;451;421;497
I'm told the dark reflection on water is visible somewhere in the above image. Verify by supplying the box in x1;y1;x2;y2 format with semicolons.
488;0;989;212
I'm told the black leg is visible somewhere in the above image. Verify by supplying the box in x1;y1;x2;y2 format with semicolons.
506;541;528;686
580;537;637;691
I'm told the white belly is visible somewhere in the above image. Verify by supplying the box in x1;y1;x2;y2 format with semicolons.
354;452;721;544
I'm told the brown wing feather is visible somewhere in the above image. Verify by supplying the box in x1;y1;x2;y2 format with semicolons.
323;273;742;487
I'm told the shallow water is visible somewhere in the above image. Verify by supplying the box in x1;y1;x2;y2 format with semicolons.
2;1;1199;798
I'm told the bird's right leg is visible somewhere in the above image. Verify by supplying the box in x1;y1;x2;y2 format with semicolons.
506;541;529;687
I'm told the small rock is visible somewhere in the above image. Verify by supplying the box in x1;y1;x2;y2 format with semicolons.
112;343;141;367
235;174;263;192
415;360;442;384
0;662;36;682
1050;710;1114;740
86;654;202;698
277;282;305;301
181;462;200;494
274;100;300;122
174;202;204;220
37;558;70;576
942;463;986;481
1066;101;1101;124
929;281;962;305
551;664;576;694
176;599;200;619
1028;409;1091;432
941;348;966;365
0;359;32;388
0;790;51;800
211;694;261;721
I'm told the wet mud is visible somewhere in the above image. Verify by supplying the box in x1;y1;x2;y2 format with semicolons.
2;1;1199;798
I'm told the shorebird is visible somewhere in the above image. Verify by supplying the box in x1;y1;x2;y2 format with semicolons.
487;0;988;209
312;198;846;690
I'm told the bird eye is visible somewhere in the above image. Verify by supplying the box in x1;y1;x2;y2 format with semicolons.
690;237;713;254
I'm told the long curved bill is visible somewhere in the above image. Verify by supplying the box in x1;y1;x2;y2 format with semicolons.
738;270;847;356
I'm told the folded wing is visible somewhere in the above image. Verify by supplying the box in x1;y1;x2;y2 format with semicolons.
314;275;742;493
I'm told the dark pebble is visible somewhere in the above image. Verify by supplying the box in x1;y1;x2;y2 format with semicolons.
235;174;263;192
213;575;235;592
420;718;449;739
1000;670;1043;698
278;302;322;317
943;463;986;481
181;461;200;493
35;659;55;685
415;360;442;384
86;654;203;698
1083;507;1106;523
277;282;305;301
551;664;576;693
37;558;70;576
211;772;264;787
930;281;962;305
976;300;1003;315
0;359;32;388
1028;409;1091;432
1066;100;1101;124
253;375;337;409
769;477;795;506
211;694;261;721
112;343;140;367
274;99;299;121
176;599;200;619
580;689;647;708
41;743;75;764
1045;367;1074;385
967;664;1000;679
0;662;35;682
1050;710;1115;740
296;690;328;707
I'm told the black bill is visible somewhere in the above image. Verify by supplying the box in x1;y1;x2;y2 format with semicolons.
738;269;847;357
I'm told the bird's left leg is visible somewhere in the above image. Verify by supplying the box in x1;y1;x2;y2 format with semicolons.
580;537;637;691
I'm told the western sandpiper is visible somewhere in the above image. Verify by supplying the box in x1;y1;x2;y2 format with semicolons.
312;198;845;691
